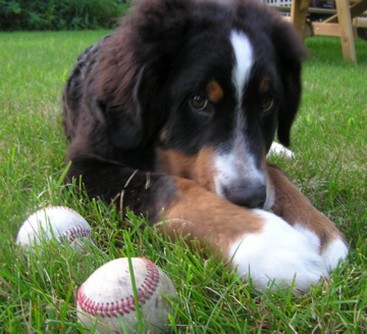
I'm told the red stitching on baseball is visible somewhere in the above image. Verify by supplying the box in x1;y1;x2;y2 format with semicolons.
42;207;91;242
77;258;160;317
61;225;91;242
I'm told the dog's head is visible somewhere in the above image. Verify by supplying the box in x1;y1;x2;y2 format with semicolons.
95;0;306;209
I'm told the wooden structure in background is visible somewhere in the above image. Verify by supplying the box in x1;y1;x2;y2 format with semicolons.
277;0;367;62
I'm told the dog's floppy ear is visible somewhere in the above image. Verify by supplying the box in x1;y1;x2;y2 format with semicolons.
271;20;307;147
90;0;191;150
132;0;191;83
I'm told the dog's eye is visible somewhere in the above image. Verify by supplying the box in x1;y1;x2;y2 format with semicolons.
189;95;209;112
261;97;275;113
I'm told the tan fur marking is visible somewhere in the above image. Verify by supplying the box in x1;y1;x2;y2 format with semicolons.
157;148;217;192
268;165;346;249
259;77;271;94
158;177;263;258
207;80;224;103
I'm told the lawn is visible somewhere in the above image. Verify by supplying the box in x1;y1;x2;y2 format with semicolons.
0;30;366;333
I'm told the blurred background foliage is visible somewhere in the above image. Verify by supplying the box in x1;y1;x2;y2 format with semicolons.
0;0;130;30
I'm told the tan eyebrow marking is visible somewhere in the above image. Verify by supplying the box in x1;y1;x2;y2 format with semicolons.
207;80;224;103
259;77;271;94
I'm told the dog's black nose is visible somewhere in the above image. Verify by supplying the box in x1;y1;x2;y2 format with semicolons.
223;183;267;208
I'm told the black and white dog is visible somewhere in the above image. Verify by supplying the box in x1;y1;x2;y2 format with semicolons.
63;0;348;292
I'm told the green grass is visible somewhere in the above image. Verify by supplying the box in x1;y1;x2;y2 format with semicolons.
0;31;366;333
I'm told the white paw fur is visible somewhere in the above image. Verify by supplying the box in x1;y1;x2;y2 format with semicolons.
268;142;295;159
229;210;327;292
321;238;348;272
294;223;348;272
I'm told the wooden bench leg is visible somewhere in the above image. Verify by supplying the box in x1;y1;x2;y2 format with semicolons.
336;0;357;62
290;0;312;39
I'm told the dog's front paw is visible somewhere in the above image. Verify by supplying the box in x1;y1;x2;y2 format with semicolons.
292;223;348;273
321;238;348;272
267;142;295;159
228;210;327;293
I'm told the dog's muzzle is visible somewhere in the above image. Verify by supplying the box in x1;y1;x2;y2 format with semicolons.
222;181;267;208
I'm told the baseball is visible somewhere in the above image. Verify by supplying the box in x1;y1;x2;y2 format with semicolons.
76;257;177;333
16;206;92;248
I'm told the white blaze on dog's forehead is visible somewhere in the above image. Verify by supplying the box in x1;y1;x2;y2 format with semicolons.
230;31;254;105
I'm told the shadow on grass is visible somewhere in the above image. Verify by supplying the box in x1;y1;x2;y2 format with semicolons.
305;36;367;65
